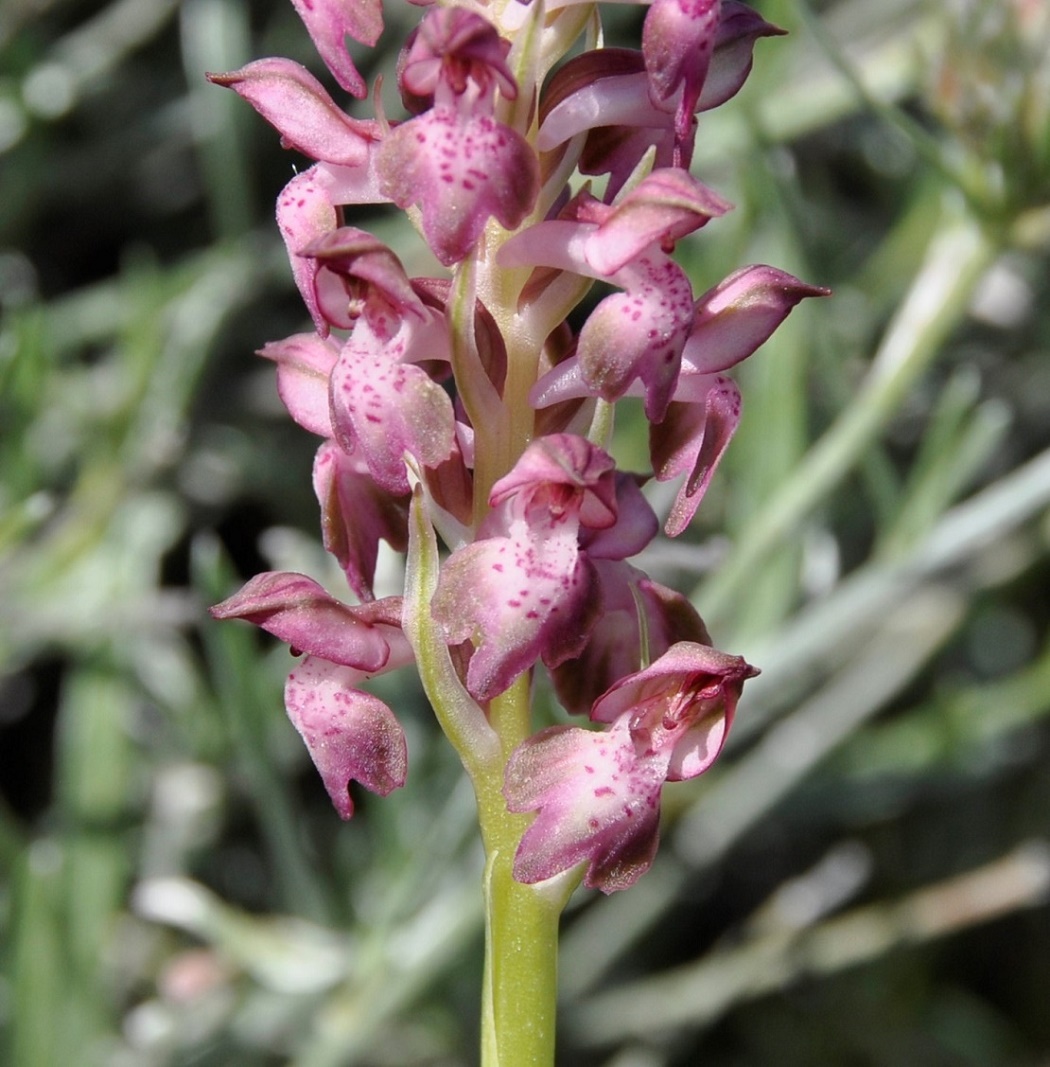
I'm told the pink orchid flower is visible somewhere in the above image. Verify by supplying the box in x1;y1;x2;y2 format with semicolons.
377;8;539;264
530;264;829;532
538;3;784;191
505;641;757;891
431;434;621;702
210;572;414;818
501;170;731;422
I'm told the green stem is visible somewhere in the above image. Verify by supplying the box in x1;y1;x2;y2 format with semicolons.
480;846;565;1067
476;676;572;1067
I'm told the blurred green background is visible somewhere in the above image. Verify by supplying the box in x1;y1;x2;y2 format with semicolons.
2;0;1049;1064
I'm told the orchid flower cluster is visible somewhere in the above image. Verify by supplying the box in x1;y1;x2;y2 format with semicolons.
208;0;825;902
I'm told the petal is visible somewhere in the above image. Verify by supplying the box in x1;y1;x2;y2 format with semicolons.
432;518;601;702
289;0;382;98
504;720;666;892
577;253;696;422
583;169;731;278
207;59;375;166
258;332;339;437
378;107;539;265
579;473;658;561
277;167;339;334
550;560;710;715
276;162;390;335
590;640;757;778
680;264;830;378
488;433;618;530
643;0;722;111
302;227;426;334
539;53;654;151
400;8;517;102
285;656;407;819
529;354;590;409
496;218;596;277
328;319;456;494
698;2;786;111
313;441;410;601
210;571;408;672
652;377;742;536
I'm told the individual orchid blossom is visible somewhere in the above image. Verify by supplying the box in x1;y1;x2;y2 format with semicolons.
377;7;539;265
431;434;619;703
538;4;785;190
208;0;825;1059
530;263;830;530
210;573;413;818
500;169;732;422
314;231;458;494
504;641;758;891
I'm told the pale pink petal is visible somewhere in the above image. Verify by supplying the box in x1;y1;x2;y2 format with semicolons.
328;319;456;494
579;473;659;561
699;2;786;111
209;571;408;672
488;433;617;531
504;720;666;892
432;520;600;702
277;168;339;334
679;264;830;378
591;640;757;777
313;441;410;601
529;355;589;410
400;8;517;103
301;227;426;335
207;59;375;165
285;656;407;819
258;332;339;436
289;0;382;99
378;107;539;265
496;218;595;277
576;253;696;422
643;0;722;111
583;169;731;277
652;377;741;536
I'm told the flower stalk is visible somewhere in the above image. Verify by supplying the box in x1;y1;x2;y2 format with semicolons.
206;0;824;1060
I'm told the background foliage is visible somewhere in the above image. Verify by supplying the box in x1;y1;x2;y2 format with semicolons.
2;0;1049;1064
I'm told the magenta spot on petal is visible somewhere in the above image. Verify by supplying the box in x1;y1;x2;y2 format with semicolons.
595;786;614;798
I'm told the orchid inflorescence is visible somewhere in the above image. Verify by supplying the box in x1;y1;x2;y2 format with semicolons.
208;0;827;898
